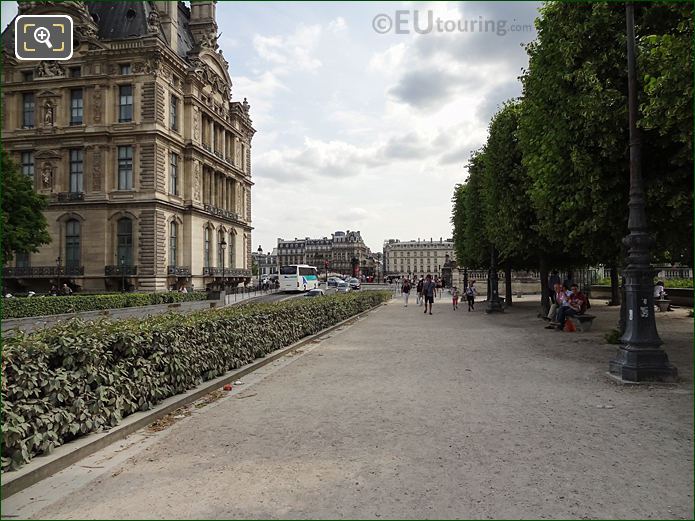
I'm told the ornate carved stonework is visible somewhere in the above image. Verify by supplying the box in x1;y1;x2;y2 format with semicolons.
92;147;102;191
193;161;201;201
35;61;65;78
43;101;54;126
199;32;219;51
193;107;200;140
92;85;102;123
40;161;54;190
147;9;160;33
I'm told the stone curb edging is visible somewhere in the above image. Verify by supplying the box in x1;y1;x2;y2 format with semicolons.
0;300;389;500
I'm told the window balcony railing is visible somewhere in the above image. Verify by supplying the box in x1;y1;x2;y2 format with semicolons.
167;265;191;277
203;267;251;278
105;265;138;276
3;265;84;278
53;192;85;202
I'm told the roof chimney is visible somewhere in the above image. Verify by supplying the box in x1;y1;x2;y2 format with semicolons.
189;0;218;49
155;1;179;54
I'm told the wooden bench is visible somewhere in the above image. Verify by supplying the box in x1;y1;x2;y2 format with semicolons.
570;314;596;332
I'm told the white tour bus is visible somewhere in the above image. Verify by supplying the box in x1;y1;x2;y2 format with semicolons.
279;264;320;292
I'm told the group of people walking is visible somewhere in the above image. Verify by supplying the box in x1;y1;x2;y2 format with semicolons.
400;276;478;314
400;275;436;314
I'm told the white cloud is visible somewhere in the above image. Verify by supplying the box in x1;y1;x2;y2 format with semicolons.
252;24;323;73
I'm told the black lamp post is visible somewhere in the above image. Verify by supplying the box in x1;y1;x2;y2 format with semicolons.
55;256;62;291
608;4;677;381
120;255;126;292
257;245;263;289
486;246;503;313
221;238;227;290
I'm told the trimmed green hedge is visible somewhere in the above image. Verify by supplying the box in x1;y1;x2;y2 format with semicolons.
1;291;391;471
1;292;209;320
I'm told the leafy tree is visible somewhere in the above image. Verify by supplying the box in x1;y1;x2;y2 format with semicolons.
518;1;693;270
1;150;51;263
451;150;490;270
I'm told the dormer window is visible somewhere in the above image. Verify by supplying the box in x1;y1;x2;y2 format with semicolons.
120;64;131;75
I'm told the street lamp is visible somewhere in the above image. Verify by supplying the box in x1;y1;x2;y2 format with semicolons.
55;256;61;291
120;255;126;292
257;245;263;289
220;238;227;289
608;4;676;381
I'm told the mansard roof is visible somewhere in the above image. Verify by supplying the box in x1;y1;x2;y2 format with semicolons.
2;1;195;58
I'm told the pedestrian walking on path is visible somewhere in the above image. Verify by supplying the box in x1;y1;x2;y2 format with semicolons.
402;278;411;307
416;277;424;306
451;286;459;310
466;281;477;311
422;274;436;315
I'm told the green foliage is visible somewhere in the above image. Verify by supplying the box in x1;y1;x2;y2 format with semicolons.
518;2;693;266
451;151;490;269
1;291;391;471
1;150;51;262
2;292;209;319
594;277;692;289
662;278;694;289
481;101;550;269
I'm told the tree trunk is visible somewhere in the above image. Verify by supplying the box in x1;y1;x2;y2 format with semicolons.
505;262;513;307
609;266;620;306
539;255;550;317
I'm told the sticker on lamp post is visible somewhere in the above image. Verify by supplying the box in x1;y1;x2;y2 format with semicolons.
15;15;73;61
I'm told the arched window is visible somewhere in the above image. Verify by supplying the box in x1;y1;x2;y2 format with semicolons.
204;227;210;268
65;219;81;267
217;229;225;267
116;218;133;265
169;221;178;266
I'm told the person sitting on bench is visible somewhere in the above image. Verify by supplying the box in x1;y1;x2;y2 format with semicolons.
556;284;586;331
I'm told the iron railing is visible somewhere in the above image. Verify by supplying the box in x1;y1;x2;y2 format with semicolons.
167;265;192;277
53;192;85;202
203;267;251;277
3;265;84;278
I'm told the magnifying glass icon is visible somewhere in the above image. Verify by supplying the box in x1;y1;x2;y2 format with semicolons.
34;26;53;48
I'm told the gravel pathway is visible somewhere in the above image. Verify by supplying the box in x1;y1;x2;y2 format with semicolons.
8;296;693;519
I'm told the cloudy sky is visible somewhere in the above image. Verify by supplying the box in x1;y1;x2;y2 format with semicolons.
2;1;541;255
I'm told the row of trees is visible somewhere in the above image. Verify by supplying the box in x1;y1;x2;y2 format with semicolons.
452;2;693;312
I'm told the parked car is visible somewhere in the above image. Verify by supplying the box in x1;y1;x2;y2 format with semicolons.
304;288;325;298
327;277;344;287
347;277;361;290
336;281;351;293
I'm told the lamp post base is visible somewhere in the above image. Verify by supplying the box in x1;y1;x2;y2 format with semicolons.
609;347;678;382
485;298;504;313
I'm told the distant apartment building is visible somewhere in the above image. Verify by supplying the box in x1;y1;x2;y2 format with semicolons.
252;248;278;278
383;238;456;279
276;230;371;277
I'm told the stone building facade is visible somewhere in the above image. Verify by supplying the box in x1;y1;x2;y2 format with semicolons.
2;1;254;293
276;230;371;277
383;238;456;279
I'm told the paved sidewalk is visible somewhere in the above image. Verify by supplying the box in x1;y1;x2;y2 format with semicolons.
5;296;693;519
